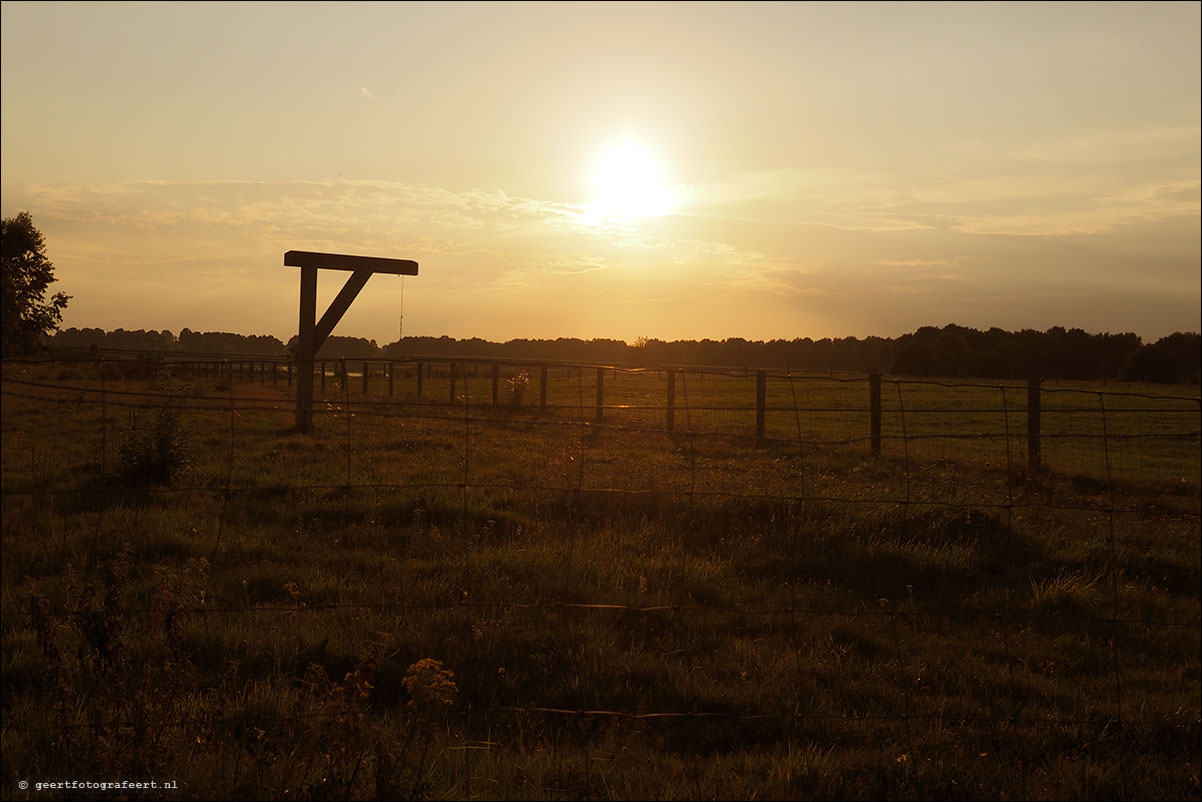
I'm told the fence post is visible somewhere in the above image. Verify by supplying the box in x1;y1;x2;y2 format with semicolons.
492;363;499;405
287;362;293;388
417;362;423;398
666;368;676;433
450;362;457;403
321;361;327;392
596;367;605;423
272;362;278;387
870;372;882;456
362;361;369;395
1027;376;1042;470
540;365;548;412
388;361;395;396
756;371;767;443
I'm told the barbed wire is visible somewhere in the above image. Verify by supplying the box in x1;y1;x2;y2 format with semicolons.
2;357;1199;778
3;596;1197;628
4;703;1193;735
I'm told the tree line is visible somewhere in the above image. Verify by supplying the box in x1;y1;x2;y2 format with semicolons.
6;211;1198;383
41;324;1200;384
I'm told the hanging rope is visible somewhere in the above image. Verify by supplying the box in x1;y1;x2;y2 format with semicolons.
398;274;405;343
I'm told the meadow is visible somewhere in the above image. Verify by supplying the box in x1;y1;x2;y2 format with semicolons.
2;357;1199;800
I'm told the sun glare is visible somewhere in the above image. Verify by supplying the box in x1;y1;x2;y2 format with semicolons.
588;141;674;220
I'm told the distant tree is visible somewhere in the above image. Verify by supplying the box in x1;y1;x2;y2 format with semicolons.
1152;332;1201;384
2;211;70;356
1120;345;1182;384
892;339;935;376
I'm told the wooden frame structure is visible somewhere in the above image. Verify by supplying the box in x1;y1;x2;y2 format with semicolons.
285;250;418;432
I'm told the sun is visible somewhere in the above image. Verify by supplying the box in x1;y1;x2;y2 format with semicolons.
589;141;674;219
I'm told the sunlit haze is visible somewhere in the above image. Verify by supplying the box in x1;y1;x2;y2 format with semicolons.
2;1;1198;345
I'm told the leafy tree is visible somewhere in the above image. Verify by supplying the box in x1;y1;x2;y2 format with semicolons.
2;211;70;356
1120;344;1182;384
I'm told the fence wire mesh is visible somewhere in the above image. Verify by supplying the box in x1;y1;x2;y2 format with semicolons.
2;355;1199;799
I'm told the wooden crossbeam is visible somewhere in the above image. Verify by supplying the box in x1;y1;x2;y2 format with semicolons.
285;250;418;275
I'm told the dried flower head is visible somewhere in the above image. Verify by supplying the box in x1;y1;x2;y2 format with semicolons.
403;658;458;717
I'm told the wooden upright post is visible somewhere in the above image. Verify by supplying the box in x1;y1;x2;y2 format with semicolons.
666;369;676;433
596;367;605;422
1027;377;1042;470
755;371;767;443
296;264;318;430
870;373;882;456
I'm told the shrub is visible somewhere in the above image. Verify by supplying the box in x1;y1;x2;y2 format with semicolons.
506;369;531;406
115;404;191;485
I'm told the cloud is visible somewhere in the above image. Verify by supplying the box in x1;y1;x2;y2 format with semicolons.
1011;124;1201;165
669;121;1200;237
25;178;579;244
873;258;964;269
355;86;375;101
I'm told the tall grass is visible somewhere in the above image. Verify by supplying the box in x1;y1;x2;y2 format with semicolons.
2;360;1198;799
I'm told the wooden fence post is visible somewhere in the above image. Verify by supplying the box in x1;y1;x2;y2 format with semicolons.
321;361;327;392
417;362;423;398
870;372;882;456
449;362;457;404
596;367;605;422
492;363;499;405
666;368;676;433
362;361;369;395
755;371;767;443
540;365;548;411
1027;376;1042;470
388;362;395;396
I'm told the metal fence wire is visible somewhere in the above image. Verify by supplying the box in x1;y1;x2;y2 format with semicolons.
1;355;1199;797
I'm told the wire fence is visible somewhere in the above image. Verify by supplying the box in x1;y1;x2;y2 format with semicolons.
2;354;1200;797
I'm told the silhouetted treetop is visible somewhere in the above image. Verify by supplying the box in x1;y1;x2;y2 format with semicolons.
2;211;70;356
39;322;1199;384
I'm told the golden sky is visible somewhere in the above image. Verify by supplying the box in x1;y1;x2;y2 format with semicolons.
2;1;1199;344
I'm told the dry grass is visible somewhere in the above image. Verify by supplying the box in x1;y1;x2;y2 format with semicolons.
2;360;1198;800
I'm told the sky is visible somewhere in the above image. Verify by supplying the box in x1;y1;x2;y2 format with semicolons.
2;1;1199;346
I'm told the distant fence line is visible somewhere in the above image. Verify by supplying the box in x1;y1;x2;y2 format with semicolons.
5;354;1199;473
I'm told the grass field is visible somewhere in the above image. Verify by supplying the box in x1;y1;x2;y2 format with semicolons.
2;358;1199;800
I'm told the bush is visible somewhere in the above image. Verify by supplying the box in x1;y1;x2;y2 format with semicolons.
506;369;530;406
115;404;191;485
